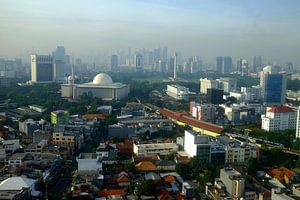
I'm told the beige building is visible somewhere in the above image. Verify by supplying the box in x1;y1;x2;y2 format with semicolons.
52;132;84;152
200;78;218;94
133;142;178;156
31;54;53;83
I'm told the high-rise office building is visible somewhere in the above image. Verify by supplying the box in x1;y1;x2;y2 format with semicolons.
260;65;286;105
216;56;223;73
253;56;262;72
110;54;119;72
162;47;168;62
31;54;53;83
52;46;70;79
223;56;232;74
135;54;144;72
207;88;224;104
53;46;66;62
237;58;248;76
53;60;65;81
286;62;294;73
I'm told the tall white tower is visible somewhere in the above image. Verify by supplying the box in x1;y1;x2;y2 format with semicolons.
173;52;178;80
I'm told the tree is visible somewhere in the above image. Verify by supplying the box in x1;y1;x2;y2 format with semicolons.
247;157;262;175
296;157;300;169
105;115;118;125
136;180;156;196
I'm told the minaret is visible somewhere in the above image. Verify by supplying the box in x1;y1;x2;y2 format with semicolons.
71;64;75;84
173;52;177;80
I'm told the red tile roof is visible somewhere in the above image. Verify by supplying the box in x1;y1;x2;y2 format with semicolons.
159;109;224;134
98;189;125;197
117;174;130;183
82;114;106;119
135;161;157;171
279;166;295;178
268;105;295;113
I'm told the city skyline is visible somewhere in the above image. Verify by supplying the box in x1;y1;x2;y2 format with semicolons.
1;0;300;64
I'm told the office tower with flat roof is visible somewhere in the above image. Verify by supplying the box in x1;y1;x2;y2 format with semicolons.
135;53;144;72
216;56;223;73
237;58;249;76
260;65;286;104
31;54;53;83
223;56;232;74
207;88;224;104
162;47;168;62
253;56;262;72
110;54;119;72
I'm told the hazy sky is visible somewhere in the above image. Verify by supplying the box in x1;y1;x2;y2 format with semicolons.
0;0;300;64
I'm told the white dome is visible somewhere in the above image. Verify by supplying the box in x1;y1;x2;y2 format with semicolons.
92;73;113;85
68;76;74;81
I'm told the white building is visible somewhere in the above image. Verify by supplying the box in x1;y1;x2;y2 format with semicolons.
200;78;218;94
217;136;257;163
76;153;103;176
229;91;246;103
191;103;216;123
31;54;53;83
218;78;237;93
61;73;129;100
241;86;261;101
296;107;300;138
166;84;189;101
133;142;178;156
220;167;245;198
261;105;296;132
184;130;212;164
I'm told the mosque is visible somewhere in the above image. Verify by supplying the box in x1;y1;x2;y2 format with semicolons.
61;73;129;101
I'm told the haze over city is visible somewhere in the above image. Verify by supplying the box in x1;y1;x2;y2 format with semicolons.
1;0;300;64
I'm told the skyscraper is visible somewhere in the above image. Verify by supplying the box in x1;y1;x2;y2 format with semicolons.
253;56;262;72
216;56;223;73
162;47;168;62
135;54;144;72
237;58;248;76
31;54;53;83
52;46;68;80
223;56;232;74
173;53;178;80
260;65;286;105
110;54;119;72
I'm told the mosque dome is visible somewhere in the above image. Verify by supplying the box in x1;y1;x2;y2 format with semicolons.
92;73;113;85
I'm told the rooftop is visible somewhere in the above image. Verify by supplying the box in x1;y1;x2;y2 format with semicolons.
0;177;36;191
268;105;295;113
159;109;224;134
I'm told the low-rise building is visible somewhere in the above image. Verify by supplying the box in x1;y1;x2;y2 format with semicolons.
223;104;256;125
217;136;257;163
52;131;84;152
51;110;69;125
133;142;178;156
76;153;103;176
0;177;40;199
220;167;245;198
190;102;216;123
166;84;189;101
19;119;38;135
